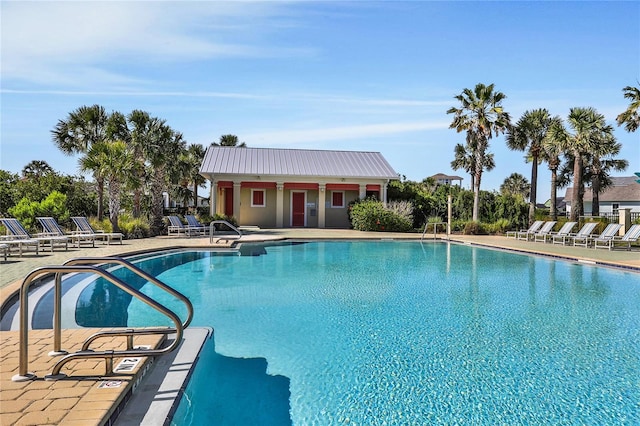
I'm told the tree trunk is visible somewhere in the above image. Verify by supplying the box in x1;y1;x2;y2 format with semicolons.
150;170;166;236
133;189;141;218
570;150;583;221
529;155;538;225
96;175;105;221
108;179;121;233
193;183;199;212
550;168;558;221
591;175;601;217
473;169;482;222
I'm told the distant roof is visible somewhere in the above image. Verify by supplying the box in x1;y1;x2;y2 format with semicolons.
431;173;464;180
564;176;640;202
200;146;398;179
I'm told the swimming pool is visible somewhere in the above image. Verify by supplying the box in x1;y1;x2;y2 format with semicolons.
83;241;640;424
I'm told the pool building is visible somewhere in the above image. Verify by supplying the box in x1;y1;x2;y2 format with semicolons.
199;147;399;228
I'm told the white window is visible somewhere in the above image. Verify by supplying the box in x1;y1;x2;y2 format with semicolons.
331;191;345;208
251;189;266;207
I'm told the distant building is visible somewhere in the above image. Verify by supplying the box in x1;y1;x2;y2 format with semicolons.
564;176;640;215
431;173;463;186
199;147;398;228
543;196;566;214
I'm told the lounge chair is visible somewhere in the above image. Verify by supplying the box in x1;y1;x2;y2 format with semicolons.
37;217;96;248
167;215;194;236
536;221;576;243
506;220;543;240
554;222;598;246
185;215;209;235
71;217;123;245
518;221;555;241
0;217;67;252
549;222;578;245
531;221;558;242
594;224;640;250
570;222;602;247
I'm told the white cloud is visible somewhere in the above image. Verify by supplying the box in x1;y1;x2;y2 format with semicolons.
243;120;450;145
1;1;311;87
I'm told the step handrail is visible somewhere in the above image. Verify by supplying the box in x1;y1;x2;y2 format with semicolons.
55;257;193;354
421;221;448;241
210;220;242;243
12;265;183;382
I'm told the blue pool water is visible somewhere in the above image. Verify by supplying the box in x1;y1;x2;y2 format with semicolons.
83;241;640;424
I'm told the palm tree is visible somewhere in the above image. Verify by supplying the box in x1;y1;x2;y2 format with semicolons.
616;85;640;132
79;140;133;233
51;105;124;220
186;144;207;209
585;138;628;216
500;173;530;199
506;109;555;225
447;83;511;221
213;134;247;147
541;116;565;220
547;107;614;221
145;121;186;235
451;139;495;191
22;160;54;179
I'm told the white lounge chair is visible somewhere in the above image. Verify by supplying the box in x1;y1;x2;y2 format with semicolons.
536;221;576;244
557;222;598;246
185;215;209;235
506;220;543;240
532;221;558;243
71;217;123;244
571;222;604;247
167;215;191;236
594;224;640;250
38;217;95;248
0;217;67;252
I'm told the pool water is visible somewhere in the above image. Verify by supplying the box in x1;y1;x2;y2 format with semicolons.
88;241;640;424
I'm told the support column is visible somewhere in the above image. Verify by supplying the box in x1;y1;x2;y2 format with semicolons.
359;184;367;200
276;183;284;228
210;182;217;216
233;182;241;223
382;182;389;207
318;184;326;228
619;208;631;236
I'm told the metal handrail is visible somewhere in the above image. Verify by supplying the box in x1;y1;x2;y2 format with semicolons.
421;221;448;241
209;220;242;243
56;257;193;353
12;265;183;382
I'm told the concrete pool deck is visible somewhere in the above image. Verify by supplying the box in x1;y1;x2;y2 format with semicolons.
1;229;638;425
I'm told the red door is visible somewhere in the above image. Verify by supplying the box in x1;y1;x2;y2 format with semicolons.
292;192;305;227
224;189;234;217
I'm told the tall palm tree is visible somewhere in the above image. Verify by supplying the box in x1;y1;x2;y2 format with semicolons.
500;173;530;199
506;109;555;225
547;107;614;221
79;140;133;233
447;83;511;221
51;105;124;220
616;85;640;133
213;134;247;147
186;144;206;209
145;121;186;235
585;137;628;216
451;139;495;191
541;116;565;220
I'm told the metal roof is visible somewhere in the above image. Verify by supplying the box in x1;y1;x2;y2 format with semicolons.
200;147;398;179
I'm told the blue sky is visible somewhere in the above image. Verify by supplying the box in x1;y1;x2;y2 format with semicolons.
1;1;638;202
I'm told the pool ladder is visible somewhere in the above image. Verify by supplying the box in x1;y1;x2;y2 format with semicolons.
421;221;449;241
209;220;242;243
12;256;194;382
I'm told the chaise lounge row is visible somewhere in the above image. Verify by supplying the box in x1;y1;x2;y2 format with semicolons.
506;220;640;250
0;216;122;258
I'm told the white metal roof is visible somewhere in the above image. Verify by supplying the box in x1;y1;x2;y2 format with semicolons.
200;146;398;179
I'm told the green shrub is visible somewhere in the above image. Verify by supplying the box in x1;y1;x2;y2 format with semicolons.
118;214;150;239
8;198;39;231
463;221;487;235
350;199;413;232
486;218;511;234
